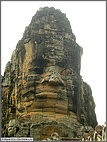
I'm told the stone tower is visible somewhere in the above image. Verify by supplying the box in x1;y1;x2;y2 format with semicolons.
1;7;97;140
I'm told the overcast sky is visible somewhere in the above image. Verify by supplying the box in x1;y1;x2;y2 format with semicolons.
1;1;106;125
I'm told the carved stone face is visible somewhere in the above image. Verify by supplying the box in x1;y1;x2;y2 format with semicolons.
8;126;14;137
2;8;98;140
19;36;75;116
12;9;83;119
8;120;19;137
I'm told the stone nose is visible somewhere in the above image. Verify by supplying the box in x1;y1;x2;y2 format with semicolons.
41;71;65;86
49;72;65;86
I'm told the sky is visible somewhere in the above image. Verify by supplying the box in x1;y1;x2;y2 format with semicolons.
1;1;106;125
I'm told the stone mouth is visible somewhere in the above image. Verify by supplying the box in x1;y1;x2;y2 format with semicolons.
35;91;67;101
36;92;58;99
36;83;67;93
